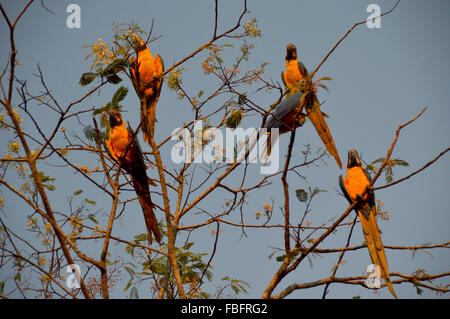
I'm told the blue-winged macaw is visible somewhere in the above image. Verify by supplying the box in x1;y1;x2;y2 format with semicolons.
106;110;161;244
267;43;342;168
263;91;307;156
339;150;397;298
129;33;164;145
281;43;309;88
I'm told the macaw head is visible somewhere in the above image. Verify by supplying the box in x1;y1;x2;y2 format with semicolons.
108;109;123;128
130;33;146;51
346;149;362;168
286;43;298;61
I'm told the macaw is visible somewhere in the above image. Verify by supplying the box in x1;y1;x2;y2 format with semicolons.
129;33;164;145
264;91;308;134
106;110;162;244
281;43;309;87
271;43;342;169
339;150;397;298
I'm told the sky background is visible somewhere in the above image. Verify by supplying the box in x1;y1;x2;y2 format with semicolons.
0;0;449;299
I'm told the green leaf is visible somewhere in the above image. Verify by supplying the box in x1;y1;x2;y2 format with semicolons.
134;233;148;243
124;279;133;291
92;105;108;116
106;74;122;84
415;285;423;295
295;189;308;202
125;244;136;257
44;184;56;191
319;76;332;81
267;250;277;260
199;292;210;299
79;72;98;86
310;187;327;199
73;189;83;196
112;86;129;106
129;286;139;299
84;198;96;205
87;214;98;225
108;59;129;73
33;171;56;191
182;242;195;250
372;157;385;164
124;266;135;278
318;83;329;92
225;109;243;129
83;125;98;142
393;158;410;167
385;167;393;183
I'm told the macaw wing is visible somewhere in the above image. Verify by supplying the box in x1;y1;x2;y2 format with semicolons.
363;168;373;183
147;54;164;107
157;54;165;75
306;98;342;169
104;141;120;171
264;91;304;130
298;61;309;77
281;71;288;87
338;175;352;204
125;124;147;171
361;168;377;209
140;54;164;145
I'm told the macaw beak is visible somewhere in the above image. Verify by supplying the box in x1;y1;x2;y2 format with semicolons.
286;43;298;60
347;149;362;168
108;110;123;128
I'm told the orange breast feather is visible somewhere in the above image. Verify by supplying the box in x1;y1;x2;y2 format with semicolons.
344;167;370;201
132;48;156;83
107;124;133;164
285;59;303;85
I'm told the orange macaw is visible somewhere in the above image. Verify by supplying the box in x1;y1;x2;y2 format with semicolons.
276;43;342;169
106;110;161;244
339;150;397;298
281;43;309;88
129;33;164;145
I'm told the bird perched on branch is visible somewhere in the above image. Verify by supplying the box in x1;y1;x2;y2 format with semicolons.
281;43;309;88
339;150;397;298
129;33;164;145
265;43;342;168
105;109;161;244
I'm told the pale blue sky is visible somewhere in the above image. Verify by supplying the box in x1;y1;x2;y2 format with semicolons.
1;0;449;299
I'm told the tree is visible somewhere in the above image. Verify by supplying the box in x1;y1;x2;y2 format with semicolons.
0;0;448;299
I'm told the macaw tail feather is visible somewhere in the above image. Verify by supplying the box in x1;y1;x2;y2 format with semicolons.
262;130;279;158
132;172;162;244
358;206;397;298
140;97;156;145
139;55;164;145
306;108;342;169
